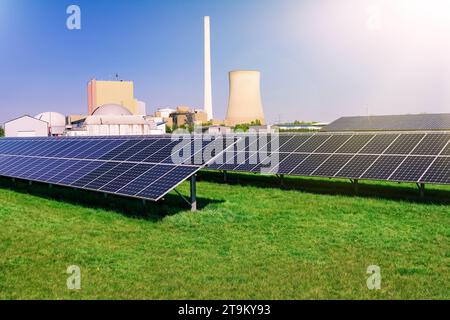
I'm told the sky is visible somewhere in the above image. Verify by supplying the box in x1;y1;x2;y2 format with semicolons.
1;0;450;124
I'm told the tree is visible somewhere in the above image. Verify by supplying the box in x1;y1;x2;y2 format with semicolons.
0;126;4;137
233;120;262;132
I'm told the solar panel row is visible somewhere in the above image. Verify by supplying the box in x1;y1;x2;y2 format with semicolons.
1;132;449;204
207;132;450;184
0;154;199;200
0;136;236;201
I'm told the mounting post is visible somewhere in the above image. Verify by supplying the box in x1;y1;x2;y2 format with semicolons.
417;183;425;199
190;174;197;212
223;170;228;183
48;184;53;189
277;174;285;188
28;181;32;186
350;179;359;194
354;179;359;194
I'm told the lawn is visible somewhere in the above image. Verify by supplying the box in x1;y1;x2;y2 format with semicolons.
0;172;448;300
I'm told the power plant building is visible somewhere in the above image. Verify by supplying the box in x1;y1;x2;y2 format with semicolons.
225;71;266;126
68;104;165;136
4;115;49;137
35;112;66;136
87;79;146;115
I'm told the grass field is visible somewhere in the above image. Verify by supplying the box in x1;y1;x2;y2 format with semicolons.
0;172;448;300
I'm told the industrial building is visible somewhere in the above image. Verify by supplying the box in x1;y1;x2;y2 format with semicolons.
4;115;49;137
3;16;270;137
4;112;67;137
87;79;146;115
35;112;66;136
68;104;165;136
169;107;209;127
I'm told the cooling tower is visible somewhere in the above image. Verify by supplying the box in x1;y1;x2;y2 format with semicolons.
225;70;265;126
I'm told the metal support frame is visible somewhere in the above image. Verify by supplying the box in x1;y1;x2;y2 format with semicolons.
190;175;197;212
416;183;425;199
173;174;197;212
350;179;359;194
276;174;285;188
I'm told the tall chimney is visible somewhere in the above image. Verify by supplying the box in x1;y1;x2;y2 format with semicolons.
204;16;213;121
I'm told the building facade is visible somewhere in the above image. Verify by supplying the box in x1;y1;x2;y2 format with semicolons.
4;115;49;137
87;79;145;115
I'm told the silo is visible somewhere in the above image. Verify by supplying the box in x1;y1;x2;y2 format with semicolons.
225;70;265;126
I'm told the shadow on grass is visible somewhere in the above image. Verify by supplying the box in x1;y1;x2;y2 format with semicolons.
0;177;222;221
198;170;450;205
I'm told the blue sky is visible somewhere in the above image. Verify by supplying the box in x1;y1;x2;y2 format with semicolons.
1;0;450;124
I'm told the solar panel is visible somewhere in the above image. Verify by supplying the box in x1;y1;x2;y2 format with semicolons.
358;134;399;154
272;153;309;175
295;135;330;153
314;135;352;153
361;156;406;180
291;154;331;176
2;132;450;205
0;136;232;201
389;156;435;183
312;154;354;177
322;113;450;132
384;134;425;155
203;132;450;185
335;135;375;154
420;157;450;184
335;155;379;179
411;134;450;155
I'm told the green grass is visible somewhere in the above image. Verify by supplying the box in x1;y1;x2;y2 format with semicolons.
0;172;448;300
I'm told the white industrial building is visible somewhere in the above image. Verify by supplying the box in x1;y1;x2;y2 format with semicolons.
35;112;66;135
4;115;49;137
4;112;67;137
67;104;166;136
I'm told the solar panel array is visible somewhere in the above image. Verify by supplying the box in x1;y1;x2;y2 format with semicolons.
1;132;449;204
207;132;450;185
0;136;234;201
322;114;450;132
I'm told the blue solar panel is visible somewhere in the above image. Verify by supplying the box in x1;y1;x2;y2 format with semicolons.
0;136;228;201
1;133;450;205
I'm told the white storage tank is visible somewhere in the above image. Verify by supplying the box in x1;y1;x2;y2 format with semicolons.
35;112;66;136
